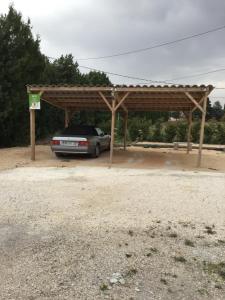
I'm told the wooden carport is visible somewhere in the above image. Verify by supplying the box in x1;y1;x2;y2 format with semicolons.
27;84;214;167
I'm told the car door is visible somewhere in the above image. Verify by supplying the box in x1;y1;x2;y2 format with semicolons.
95;128;107;150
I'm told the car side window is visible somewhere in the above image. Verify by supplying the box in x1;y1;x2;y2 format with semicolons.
95;128;102;136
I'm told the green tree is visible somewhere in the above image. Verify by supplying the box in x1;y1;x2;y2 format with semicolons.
46;55;83;84
84;70;111;86
0;6;46;146
211;101;224;120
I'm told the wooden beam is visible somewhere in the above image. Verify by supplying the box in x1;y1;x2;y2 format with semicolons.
98;91;112;111
187;110;192;154
123;112;128;150
185;92;204;113
46;94;202;100
109;98;116;165
197;96;207;167
30;109;35;161
27;85;213;94
65;108;69;127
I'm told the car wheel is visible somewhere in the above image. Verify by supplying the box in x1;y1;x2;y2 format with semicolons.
92;144;100;158
55;152;63;158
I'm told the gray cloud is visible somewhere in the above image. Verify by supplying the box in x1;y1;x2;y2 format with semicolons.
1;0;225;101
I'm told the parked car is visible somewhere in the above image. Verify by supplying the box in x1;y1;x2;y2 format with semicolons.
51;125;110;158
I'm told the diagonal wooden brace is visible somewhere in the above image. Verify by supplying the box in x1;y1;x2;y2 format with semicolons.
115;92;129;111
98;91;113;112
185;92;204;113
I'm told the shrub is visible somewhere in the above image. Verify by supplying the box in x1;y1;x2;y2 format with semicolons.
164;122;177;142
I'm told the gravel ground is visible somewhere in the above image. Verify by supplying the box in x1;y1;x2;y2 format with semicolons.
0;166;225;299
0;145;225;172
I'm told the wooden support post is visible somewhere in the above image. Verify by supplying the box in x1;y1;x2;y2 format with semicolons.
30;109;35;161
197;96;207;167
65;108;69;128
123;112;128;150
109;98;116;165
187;110;192;154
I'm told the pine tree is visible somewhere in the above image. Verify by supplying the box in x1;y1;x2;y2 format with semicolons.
0;5;46;146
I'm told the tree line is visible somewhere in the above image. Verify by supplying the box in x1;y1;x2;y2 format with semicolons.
0;6;225;147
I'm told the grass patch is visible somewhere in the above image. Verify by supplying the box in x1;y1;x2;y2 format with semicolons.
218;239;225;245
145;247;158;256
173;256;186;263
204;262;225;280
204;226;216;235
164;272;177;278
196;235;205;239
168;232;178;238
125;268;137;277
150;247;158;253
125;253;132;258
128;230;134;236
100;283;108;291
160;278;168;285
197;288;208;295
184;239;195;247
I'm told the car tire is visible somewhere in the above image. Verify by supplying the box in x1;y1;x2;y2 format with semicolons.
55;152;63;158
92;144;100;158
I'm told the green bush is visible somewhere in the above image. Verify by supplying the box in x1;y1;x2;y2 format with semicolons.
128;117;152;141
164;122;177;142
126;118;225;145
176;121;188;142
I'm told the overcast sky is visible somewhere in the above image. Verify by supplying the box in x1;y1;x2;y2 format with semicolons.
1;0;225;102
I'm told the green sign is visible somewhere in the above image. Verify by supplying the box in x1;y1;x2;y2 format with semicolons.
29;93;41;109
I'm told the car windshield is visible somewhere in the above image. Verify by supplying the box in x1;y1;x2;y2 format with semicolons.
62;126;97;136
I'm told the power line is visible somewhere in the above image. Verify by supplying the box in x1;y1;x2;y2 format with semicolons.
47;56;225;89
79;65;225;89
74;24;225;61
79;65;171;84
167;67;225;81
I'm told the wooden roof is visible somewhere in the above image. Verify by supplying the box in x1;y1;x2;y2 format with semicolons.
27;84;214;112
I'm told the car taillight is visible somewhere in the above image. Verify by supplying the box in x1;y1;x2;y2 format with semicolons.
51;140;60;145
78;141;89;146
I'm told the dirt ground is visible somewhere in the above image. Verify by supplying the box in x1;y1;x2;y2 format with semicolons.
0;145;225;171
0;147;225;299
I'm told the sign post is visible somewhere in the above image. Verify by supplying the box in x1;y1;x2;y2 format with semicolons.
29;93;41;160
